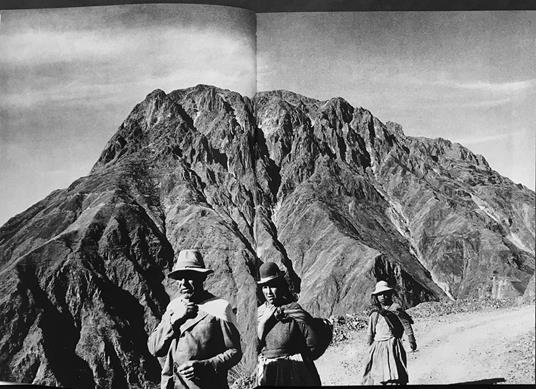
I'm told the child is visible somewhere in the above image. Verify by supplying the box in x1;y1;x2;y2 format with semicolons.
362;280;417;385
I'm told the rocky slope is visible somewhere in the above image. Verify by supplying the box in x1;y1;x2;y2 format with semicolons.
0;85;534;387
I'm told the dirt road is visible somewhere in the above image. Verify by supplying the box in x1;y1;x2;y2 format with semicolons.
316;304;535;385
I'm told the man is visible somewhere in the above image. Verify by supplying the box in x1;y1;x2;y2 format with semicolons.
148;249;242;389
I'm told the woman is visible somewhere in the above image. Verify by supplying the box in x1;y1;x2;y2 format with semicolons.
362;280;417;385
256;262;322;386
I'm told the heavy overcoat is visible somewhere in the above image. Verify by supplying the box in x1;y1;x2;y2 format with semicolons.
148;293;242;389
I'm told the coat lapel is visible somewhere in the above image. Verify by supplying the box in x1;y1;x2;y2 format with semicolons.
179;309;209;334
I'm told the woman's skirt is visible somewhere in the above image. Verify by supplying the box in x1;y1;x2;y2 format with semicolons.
361;337;408;385
256;353;321;386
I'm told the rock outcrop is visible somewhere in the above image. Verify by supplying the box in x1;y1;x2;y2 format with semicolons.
522;274;535;303
0;85;534;387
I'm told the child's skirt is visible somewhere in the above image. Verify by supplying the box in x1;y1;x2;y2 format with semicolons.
362;337;408;385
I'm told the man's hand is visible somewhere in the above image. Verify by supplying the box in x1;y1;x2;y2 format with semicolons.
177;360;204;381
167;298;198;326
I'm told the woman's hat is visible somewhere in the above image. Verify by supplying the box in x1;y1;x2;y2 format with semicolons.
371;280;394;295
257;262;283;285
168;249;214;279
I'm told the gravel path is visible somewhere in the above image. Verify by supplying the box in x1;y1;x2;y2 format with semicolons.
316;304;535;385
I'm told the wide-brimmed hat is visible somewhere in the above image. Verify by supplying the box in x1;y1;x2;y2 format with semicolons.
168;249;213;279
257;262;283;285
371;280;394;295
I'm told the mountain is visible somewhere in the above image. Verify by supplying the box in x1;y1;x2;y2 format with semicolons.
0;85;534;387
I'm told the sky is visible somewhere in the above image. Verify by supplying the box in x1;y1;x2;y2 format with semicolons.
1;9;535;227
0;4;256;226
258;11;536;192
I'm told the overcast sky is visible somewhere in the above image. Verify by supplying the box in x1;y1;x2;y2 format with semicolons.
258;11;536;192
0;4;256;225
1;8;535;226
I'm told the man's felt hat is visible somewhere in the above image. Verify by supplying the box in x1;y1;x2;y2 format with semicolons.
168;249;213;279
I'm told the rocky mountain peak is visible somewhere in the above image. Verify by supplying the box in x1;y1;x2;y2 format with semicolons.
145;88;167;101
90;89;192;173
386;121;405;137
317;97;355;129
415;136;490;168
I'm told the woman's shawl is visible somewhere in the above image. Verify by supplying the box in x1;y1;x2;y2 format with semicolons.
369;303;413;339
274;302;313;323
394;307;414;325
370;307;401;337
275;302;332;360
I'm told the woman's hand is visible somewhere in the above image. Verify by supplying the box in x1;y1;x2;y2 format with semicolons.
408;334;417;351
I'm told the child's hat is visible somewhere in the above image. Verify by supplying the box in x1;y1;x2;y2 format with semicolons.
371;280;393;295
